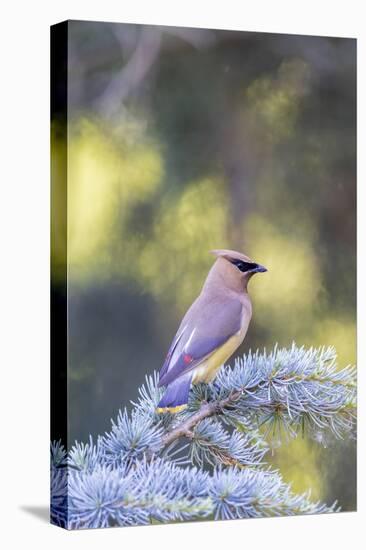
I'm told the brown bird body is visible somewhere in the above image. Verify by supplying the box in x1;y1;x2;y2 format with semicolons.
157;249;267;413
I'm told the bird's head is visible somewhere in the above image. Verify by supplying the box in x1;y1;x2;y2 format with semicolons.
209;249;267;291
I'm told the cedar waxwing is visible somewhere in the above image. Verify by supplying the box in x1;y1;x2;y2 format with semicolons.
157;249;267;413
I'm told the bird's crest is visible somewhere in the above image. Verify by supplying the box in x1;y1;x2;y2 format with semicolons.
210;249;253;263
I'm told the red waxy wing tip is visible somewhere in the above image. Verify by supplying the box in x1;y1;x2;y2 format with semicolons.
183;354;193;364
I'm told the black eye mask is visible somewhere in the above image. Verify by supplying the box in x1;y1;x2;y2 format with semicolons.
230;259;257;273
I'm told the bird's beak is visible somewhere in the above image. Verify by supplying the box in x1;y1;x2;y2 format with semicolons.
253;264;267;273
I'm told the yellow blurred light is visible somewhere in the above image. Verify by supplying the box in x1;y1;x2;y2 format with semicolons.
269;437;324;501
243;214;322;336
51;125;67;283
65;118;163;280
309;317;356;367
138;177;229;311
245;59;310;145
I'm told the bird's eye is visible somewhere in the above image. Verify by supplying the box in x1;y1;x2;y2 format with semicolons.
230;259;256;273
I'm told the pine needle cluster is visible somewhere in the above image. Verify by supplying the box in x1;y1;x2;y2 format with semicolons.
51;344;356;529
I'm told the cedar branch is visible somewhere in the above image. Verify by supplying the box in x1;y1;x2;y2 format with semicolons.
161;390;242;448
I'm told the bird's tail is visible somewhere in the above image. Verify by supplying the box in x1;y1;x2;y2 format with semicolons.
156;372;192;414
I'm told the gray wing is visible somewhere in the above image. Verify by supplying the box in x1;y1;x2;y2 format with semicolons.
158;297;243;387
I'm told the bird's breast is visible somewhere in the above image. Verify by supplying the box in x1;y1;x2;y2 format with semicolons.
192;323;248;384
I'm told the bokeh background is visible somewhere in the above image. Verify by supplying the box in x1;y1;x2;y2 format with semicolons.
51;21;356;510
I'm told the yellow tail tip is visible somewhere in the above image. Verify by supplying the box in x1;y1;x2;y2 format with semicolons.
156;404;187;414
